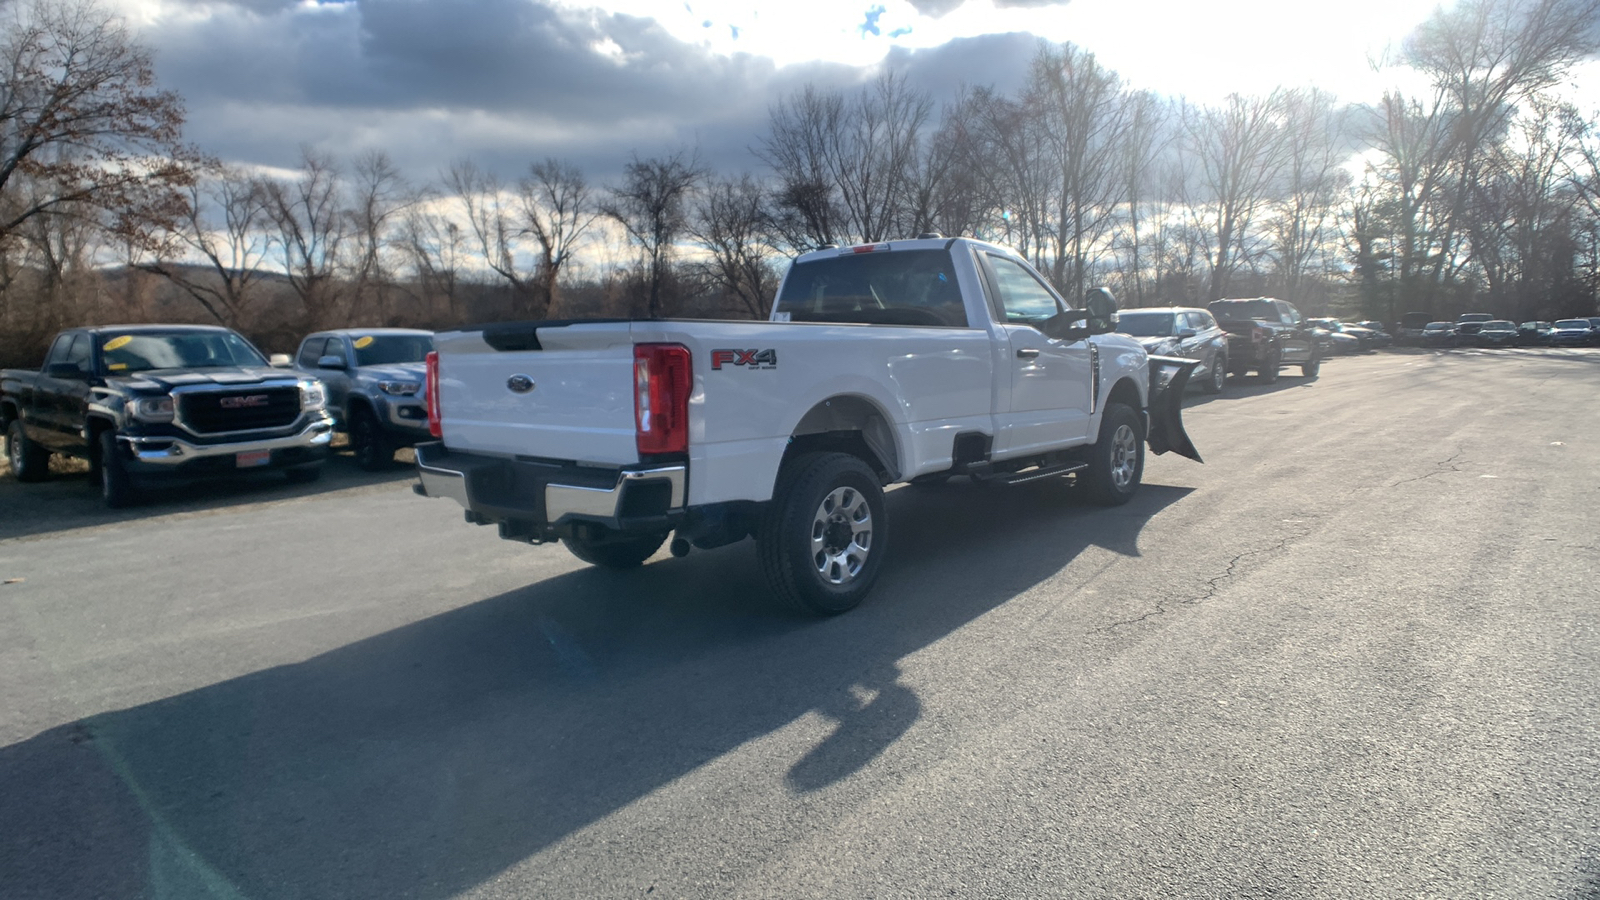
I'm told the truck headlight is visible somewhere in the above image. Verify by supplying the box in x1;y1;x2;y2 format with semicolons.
299;382;327;411
128;396;175;423
379;381;421;396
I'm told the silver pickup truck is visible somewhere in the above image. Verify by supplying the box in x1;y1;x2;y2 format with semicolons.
293;329;433;470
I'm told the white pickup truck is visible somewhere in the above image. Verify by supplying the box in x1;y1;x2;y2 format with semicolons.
414;235;1200;613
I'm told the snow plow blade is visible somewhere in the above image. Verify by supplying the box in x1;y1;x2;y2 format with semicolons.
1145;355;1203;463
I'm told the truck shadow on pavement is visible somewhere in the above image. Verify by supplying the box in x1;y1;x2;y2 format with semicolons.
0;452;417;543
0;480;1189;900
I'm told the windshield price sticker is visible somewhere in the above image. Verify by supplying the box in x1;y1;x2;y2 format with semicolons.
102;335;133;352
353;336;375;349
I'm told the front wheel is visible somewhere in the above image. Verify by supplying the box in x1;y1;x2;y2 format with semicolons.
562;529;668;569
349;406;393;471
758;452;887;615
1202;352;1226;394
1079;403;1144;506
1301;350;1321;378
97;430;136;508
7;419;50;482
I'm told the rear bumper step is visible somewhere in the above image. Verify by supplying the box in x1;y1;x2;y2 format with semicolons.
414;441;686;537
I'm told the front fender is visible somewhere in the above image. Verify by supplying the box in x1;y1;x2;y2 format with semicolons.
1146;355;1202;463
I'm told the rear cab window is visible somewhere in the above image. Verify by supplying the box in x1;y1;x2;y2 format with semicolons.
773;248;970;328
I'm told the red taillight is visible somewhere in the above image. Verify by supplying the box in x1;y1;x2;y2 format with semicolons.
634;343;691;455
425;351;442;438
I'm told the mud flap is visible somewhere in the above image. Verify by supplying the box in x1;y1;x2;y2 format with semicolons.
1145;355;1203;463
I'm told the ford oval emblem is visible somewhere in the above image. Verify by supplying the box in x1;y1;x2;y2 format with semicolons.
506;374;535;394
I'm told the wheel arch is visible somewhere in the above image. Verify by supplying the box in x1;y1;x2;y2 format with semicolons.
1107;377;1143;414
781;394;902;485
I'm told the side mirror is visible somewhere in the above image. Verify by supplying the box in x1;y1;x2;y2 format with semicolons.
46;362;85;379
269;353;292;368
1176;329;1197;340
1041;309;1090;342
316;355;347;370
1084;287;1119;335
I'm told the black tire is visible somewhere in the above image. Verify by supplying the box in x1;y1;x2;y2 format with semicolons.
348;406;393;471
1079;403;1144;507
562;529;668;569
284;464;323;484
97;430;136;508
6;418;50;482
1301;349;1321;378
1258;347;1280;384
758;452;887;615
1202;352;1226;394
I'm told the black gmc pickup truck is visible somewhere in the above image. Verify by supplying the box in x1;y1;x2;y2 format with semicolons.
1;324;335;507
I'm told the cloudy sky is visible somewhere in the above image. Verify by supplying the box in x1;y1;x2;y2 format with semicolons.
108;0;1563;184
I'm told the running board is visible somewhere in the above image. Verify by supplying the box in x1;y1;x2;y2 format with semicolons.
971;461;1088;485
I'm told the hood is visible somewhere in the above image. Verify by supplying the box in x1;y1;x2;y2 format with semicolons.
1135;336;1177;352
107;367;302;393
355;362;427;382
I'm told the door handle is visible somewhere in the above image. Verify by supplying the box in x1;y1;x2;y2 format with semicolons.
1016;348;1041;360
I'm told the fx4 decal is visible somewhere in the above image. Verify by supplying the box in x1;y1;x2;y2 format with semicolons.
711;348;778;370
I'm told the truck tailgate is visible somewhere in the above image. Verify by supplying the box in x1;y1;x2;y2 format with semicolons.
433;322;639;465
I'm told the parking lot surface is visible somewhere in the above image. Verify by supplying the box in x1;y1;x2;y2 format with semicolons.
2;348;1598;899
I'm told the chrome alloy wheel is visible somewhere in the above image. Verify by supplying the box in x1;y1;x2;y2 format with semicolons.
811;485;873;585
1109;423;1139;489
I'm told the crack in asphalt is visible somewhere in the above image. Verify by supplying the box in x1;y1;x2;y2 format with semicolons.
1388;447;1465;487
1095;528;1313;632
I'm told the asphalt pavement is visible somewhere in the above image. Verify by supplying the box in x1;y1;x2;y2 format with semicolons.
2;347;1597;899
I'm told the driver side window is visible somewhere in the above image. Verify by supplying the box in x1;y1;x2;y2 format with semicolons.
985;255;1062;323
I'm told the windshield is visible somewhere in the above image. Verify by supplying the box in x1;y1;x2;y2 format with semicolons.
352;334;432;366
1457;313;1492;322
1116;312;1175;337
1425;323;1451;330
1554;320;1590;328
774;249;968;327
1209;300;1278;322
1482;322;1515;331
98;331;267;374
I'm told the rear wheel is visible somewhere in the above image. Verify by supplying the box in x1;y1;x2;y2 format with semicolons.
1078;403;1144;507
1258;348;1280;384
562;529;668;569
758;452;887;615
6;418;50;482
1301;349;1321;378
97;430;135;508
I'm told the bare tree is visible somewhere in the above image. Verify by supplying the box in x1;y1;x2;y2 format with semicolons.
444;159;540;317
1269;89;1351;303
1186;90;1292;300
0;0;199;251
135;165;272;326
689;173;778;318
601;151;704;318
1027;42;1133;300
397;195;468;323
518;158;597;318
346;150;408;324
261;148;349;330
758;73;931;248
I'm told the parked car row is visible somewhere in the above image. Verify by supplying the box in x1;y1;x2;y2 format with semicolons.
1;324;435;507
1112;297;1385;390
1408;315;1600;347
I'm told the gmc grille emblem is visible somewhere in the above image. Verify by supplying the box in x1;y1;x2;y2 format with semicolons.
219;394;270;409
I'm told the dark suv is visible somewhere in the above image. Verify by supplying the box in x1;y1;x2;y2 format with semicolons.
1207;298;1322;382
